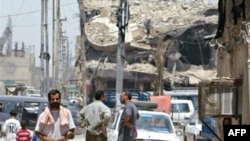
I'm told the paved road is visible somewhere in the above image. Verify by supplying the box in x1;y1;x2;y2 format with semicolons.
0;130;86;141
0;134;85;141
70;134;85;141
1;129;183;141
0;128;86;141
1;134;183;141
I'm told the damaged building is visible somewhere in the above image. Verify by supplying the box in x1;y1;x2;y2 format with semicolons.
75;0;219;93
0;17;37;95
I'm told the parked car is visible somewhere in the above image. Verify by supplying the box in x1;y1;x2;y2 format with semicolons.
184;111;216;141
107;101;182;141
67;103;84;135
184;111;202;141
0;95;48;131
171;99;195;126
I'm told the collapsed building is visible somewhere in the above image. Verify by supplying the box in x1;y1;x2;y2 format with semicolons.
75;0;219;93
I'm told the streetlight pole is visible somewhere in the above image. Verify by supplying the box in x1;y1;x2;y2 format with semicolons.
116;0;130;108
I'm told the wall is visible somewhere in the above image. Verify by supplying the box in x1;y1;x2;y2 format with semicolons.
0;55;35;86
214;0;250;140
216;0;250;125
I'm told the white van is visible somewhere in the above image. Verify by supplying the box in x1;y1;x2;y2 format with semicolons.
170;99;195;126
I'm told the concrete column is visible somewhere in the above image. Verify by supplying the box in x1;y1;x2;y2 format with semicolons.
245;22;250;124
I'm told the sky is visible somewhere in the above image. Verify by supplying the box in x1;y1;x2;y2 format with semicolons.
0;0;80;67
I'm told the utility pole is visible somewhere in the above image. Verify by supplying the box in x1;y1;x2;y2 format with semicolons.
116;0;130;107
54;0;60;89
58;20;66;97
78;0;87;106
44;0;50;94
61;34;68;98
40;0;45;97
52;0;55;89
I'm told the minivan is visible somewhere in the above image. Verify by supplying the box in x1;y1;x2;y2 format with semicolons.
0;95;48;131
0;95;70;131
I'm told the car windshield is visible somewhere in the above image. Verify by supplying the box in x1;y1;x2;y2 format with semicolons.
136;113;174;133
171;103;190;112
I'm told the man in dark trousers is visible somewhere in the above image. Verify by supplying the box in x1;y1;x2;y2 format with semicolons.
117;90;140;141
77;90;111;141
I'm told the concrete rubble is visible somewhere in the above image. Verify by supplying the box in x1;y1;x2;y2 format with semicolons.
82;0;219;85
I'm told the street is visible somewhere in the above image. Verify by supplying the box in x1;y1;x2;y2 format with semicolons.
70;134;85;141
0;130;86;141
0;134;85;141
0;133;184;141
0;125;185;141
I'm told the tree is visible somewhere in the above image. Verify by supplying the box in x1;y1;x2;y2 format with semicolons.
154;35;174;95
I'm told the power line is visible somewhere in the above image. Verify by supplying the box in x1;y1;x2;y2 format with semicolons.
0;2;77;19
4;20;79;28
14;0;26;24
0;10;41;18
12;24;40;27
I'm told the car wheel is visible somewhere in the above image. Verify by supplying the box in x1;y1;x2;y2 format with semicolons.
184;135;187;141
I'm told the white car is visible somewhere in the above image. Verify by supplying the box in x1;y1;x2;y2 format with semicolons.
184;111;202;141
171;99;195;126
107;109;182;141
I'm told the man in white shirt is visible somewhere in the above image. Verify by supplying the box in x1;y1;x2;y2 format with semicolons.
2;110;21;141
35;89;75;141
77;90;111;141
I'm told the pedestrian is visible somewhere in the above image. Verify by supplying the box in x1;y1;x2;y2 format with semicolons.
34;89;75;141
117;90;140;141
31;134;41;141
222;117;232;140
16;120;31;141
223;118;232;126
77;90;111;141
1;110;21;141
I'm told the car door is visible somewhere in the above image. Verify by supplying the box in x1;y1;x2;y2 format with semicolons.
107;111;121;141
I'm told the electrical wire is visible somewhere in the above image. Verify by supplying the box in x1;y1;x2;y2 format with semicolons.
0;10;41;18
0;2;77;19
4;20;79;28
13;0;26;24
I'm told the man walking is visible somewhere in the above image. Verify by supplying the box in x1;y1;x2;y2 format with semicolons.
35;89;75;141
77;90;111;141
117;90;140;141
2;110;21;141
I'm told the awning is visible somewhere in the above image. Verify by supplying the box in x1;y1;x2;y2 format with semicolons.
3;80;16;86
